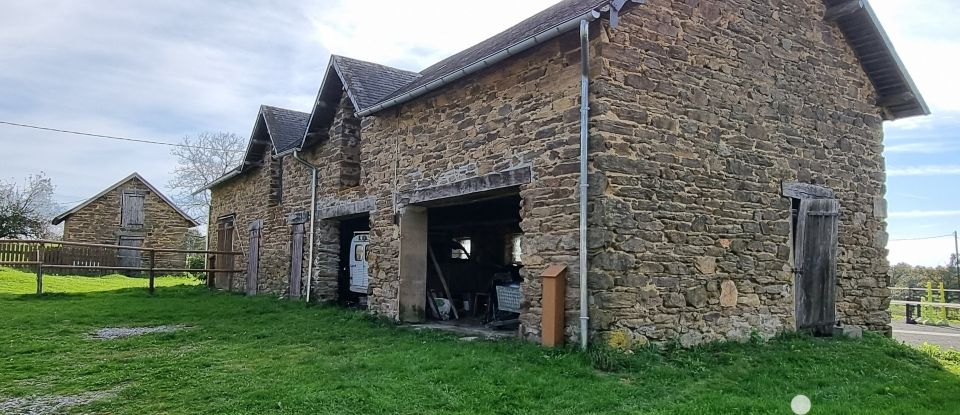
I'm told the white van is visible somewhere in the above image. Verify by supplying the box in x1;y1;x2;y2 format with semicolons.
349;232;369;294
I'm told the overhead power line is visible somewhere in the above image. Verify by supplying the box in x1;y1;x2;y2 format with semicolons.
0;120;244;153
889;233;955;242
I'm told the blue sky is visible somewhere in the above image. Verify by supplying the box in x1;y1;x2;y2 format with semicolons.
0;0;957;265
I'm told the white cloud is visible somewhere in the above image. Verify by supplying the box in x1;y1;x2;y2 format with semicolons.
304;0;561;70
887;165;960;177
0;0;328;201
870;0;960;114
885;142;955;154
888;238;956;267
889;210;960;219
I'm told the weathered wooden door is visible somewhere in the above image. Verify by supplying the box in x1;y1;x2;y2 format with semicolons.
246;220;262;296
794;198;840;335
117;236;143;269
215;218;235;290
289;223;305;300
121;192;145;228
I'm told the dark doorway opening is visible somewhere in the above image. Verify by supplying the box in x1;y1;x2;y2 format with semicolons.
338;214;370;308
424;193;523;331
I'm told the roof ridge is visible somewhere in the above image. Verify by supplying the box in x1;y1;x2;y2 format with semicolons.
333;54;421;77
52;172;199;227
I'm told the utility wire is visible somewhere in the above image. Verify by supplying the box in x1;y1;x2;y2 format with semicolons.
889;233;955;242
0;121;244;153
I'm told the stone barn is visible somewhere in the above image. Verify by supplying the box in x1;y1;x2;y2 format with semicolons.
53;173;199;269
206;0;927;347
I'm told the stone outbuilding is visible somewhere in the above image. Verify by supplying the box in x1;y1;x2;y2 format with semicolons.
205;0;927;347
53;173;199;269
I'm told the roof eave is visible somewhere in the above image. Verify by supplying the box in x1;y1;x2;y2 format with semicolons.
830;0;929;120
861;0;929;119
55;173;200;228
300;58;349;149
356;7;605;117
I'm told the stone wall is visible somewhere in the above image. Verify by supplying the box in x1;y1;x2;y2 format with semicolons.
359;30;597;339
209;143;315;296
208;95;366;301
586;0;889;346
209;0;893;347
62;177;194;269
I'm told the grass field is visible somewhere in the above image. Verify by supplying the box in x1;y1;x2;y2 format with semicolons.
3;269;960;414
0;267;199;294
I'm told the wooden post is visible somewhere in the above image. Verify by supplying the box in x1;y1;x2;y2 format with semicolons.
428;246;459;320
36;244;45;295
148;249;156;295
541;264;568;347
207;255;216;289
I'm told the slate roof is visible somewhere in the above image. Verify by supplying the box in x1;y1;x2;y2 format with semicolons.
823;0;928;119
379;0;606;104
333;55;421;110
260;105;310;154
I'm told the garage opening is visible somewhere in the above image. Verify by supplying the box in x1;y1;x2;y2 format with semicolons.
337;214;370;308
424;193;523;333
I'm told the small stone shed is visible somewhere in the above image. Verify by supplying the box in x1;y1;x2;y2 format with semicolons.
53;173;199;269
206;0;927;346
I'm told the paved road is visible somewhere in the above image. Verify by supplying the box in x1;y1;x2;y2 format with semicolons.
892;321;960;349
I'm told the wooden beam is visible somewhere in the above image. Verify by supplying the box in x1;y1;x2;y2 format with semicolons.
877;92;916;108
824;0;864;22
428;246;459;320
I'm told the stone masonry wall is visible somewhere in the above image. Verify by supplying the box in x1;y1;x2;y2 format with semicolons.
209;143;314;297
209;96;366;302
210;1;893;348
62;177;194;269
360;31;601;341
587;0;889;346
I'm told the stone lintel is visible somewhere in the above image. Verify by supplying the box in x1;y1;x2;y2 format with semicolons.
399;166;532;206
317;197;377;220
781;182;835;200
286;211;310;225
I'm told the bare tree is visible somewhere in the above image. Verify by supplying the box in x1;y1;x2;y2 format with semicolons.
169;131;245;224
0;173;59;239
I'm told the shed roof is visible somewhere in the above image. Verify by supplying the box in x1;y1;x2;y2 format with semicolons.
201;105;310;192
261;105;310;154
824;0;929;119
52;173;199;227
328;0;927;121
375;0;608;107
301;56;419;146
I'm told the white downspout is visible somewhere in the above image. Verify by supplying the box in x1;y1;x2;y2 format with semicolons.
292;150;319;303
578;18;591;351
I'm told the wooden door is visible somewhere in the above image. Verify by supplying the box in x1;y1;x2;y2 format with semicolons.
117;237;143;269
289;223;305;300
215;218;235;290
794;198;840;335
246;220;262;296
121;192;145;229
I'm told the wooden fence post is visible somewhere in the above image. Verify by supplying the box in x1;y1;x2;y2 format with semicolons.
36;244;45;295
148;249;156;295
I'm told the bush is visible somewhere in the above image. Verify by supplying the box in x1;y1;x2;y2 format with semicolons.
186;255;205;281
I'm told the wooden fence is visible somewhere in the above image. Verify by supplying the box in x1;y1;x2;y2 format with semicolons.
0;239;242;294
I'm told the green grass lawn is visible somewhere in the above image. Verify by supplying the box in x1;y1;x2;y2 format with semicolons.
0;267;199;294
2;270;960;414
